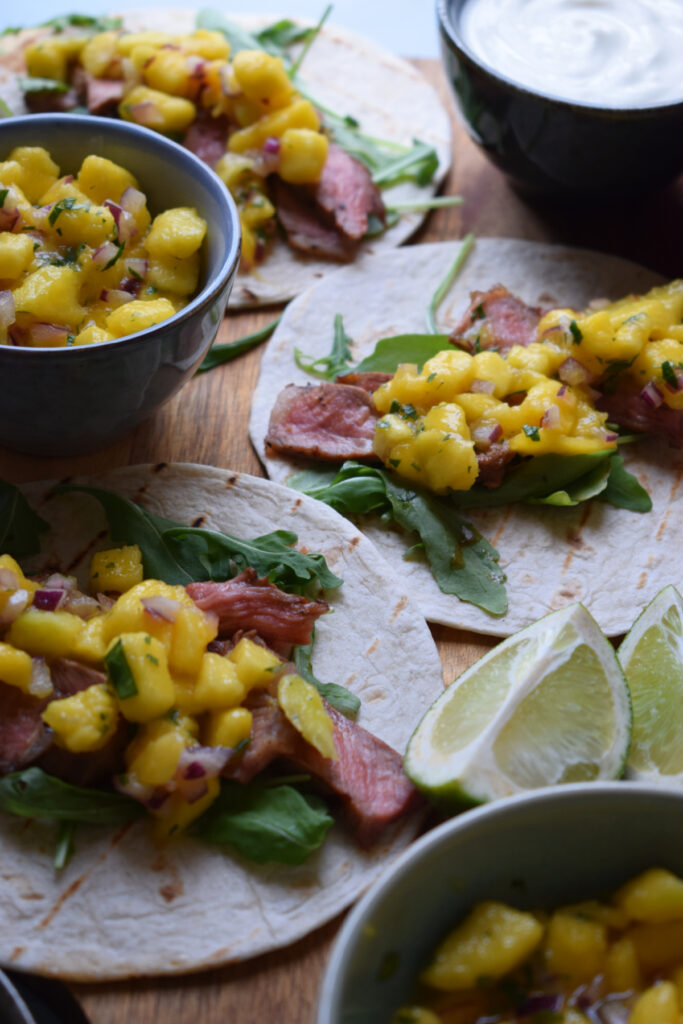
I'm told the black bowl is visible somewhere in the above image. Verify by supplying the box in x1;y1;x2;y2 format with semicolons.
437;0;683;197
0;114;241;457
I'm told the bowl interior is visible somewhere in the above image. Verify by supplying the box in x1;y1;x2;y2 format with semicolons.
318;783;683;1023
0;114;239;302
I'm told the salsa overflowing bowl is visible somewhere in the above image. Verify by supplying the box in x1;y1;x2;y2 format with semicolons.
0;114;240;457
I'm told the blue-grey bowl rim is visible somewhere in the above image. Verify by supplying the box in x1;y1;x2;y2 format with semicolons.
436;0;683;117
316;780;683;1021
0;112;241;355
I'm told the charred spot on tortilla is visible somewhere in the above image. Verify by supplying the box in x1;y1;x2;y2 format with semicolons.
191;516;207;528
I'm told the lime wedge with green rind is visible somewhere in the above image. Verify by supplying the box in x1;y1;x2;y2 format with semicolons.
617;585;683;781
404;603;631;809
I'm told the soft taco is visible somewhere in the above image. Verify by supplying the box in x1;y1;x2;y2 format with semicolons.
0;463;443;979
249;238;683;637
0;9;451;307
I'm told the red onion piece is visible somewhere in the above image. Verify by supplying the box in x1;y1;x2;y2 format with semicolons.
177;745;232;780
0;189;20;232
0;588;30;628
598;1003;631;1024
558;357;593;387
97;592;116;611
262;136;281;155
179;777;209;804
470;421;503;450
125;257;148;280
604;431;619;443
115;773;157;804
120;187;147;216
127;101;162;127
541;405;561;429
43;572;75;591
557;385;568;398
63;590;101;620
141;595;182;622
519;994;563;1015
33;588;65;611
119;276;142;296
470;377;495;395
185;55;206;78
100;288;134;307
0;291;15;330
27;323;70;347
28;657;53;698
92;240;122;268
0;568;19;589
640;380;664;408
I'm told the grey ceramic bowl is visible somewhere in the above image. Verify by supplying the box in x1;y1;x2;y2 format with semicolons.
317;782;683;1023
437;0;683;197
0;114;241;456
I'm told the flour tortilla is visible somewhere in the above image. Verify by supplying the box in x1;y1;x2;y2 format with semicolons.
0;11;451;308
0;463;443;980
249;238;680;638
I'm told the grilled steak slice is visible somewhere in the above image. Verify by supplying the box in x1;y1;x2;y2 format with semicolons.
475;441;516;488
83;74;124;115
24;86;79;113
266;382;379;461
450;285;544;353
336;371;393;393
226;694;420;846
313;143;385;240
186;568;329;650
184;112;230;167
270;178;357;260
37;718;128;787
596;391;683;447
0;681;52;773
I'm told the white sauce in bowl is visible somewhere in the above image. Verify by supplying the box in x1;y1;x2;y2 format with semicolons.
458;0;683;108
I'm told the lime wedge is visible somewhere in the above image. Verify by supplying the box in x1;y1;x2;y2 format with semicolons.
617;585;683;781
404;604;631;807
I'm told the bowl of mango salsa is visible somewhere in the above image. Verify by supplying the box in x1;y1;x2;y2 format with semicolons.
317;783;683;1024
0;113;241;456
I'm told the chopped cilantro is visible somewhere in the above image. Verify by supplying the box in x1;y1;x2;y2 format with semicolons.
104;639;138;700
662;360;678;389
388;458;401;468
523;424;541;441
0;188;7;207
569;320;583;344
145;653;159;666
103;242;124;270
389;400;418;420
426;372;437;382
48;197;89;227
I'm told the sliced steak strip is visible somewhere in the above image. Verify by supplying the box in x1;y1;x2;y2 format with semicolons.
475;442;516;488
0;681;52;774
83;74;124;115
184;112;230;167
270;178;356;261
450;285;544;353
186;568;329;649
313;143;385;240
24;86;79;113
336;370;393;393
37;718;128;787
266;382;379;461
596;392;683;447
226;694;420;846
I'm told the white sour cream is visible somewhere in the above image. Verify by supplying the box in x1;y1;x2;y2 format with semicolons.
458;0;683;108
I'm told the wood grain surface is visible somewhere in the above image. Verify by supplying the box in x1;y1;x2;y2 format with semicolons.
1;58;682;1024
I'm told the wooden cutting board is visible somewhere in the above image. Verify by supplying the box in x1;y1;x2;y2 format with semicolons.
1;58;681;1024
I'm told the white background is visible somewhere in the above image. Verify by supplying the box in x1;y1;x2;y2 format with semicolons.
3;2;441;58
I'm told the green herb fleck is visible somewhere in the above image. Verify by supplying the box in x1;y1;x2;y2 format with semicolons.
104;639;138;700
662;360;678;389
569;320;583;344
523;424;541;441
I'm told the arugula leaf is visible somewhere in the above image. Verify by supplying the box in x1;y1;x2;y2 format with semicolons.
293;641;360;717
0;98;12;119
0;768;143;824
55;485;342;592
600;454;652;513
196;9;265;55
290;463;507;615
426;234;475;334
453;452;617;509
54;820;76;871
41;13;122;32
256;18;312;50
354;333;450;374
530;460;612;507
0;479;48;557
19;76;69;95
371;139;439;187
288;4;331;76
295;313;354;380
196;315;280;374
194;780;333;865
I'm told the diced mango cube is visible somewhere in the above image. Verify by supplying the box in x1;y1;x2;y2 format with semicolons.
70;614;108;664
153;776;220;838
42;683;118;752
105;297;176;337
232;50;294;110
6;608;84;659
145;207;207;260
605;935;642;993
421;902;544;990
77;154;138;205
0;642;34;693
0;232;34;280
277;673;337;759
229;637;282;690
278;128;328;184
125;717;195;786
615;868;683;924
228;98;320;153
629;981;679;1024
544;912;607;981
174;654;245;714
90;545;144;594
12;266;85;328
106;632;175;722
147;255;200;296
626;920;683;973
204;706;252;748
120;85;196;133
168;605;218;677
